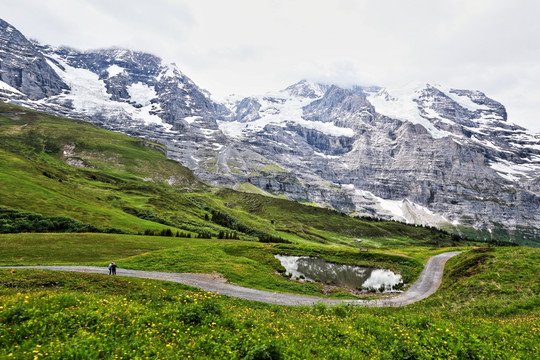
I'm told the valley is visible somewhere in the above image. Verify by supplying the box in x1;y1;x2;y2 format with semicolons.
0;16;539;359
0;103;538;358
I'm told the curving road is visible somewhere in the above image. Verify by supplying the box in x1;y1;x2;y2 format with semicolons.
1;251;461;307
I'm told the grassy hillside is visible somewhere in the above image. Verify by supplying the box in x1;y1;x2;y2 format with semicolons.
0;103;204;234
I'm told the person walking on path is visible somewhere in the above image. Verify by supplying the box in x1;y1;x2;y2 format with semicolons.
108;262;117;275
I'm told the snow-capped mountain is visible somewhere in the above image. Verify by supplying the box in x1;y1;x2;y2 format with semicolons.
217;81;540;241
1;18;539;244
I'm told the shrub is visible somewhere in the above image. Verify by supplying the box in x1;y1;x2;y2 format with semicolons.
244;343;283;360
211;209;290;243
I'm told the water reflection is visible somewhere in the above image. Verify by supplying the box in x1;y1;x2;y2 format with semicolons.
275;255;402;291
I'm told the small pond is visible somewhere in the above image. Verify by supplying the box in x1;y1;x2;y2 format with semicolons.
275;255;403;292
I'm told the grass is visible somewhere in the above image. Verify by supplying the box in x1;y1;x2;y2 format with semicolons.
236;182;275;196
0;246;538;359
0;233;416;297
0;233;186;265
211;189;469;247
423;247;540;317
261;164;287;173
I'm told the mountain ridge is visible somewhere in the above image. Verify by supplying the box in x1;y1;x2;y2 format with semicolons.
0;18;538;244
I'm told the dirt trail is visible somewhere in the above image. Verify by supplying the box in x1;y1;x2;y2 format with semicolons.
1;251;461;307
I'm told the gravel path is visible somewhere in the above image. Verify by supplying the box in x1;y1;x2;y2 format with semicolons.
2;251;461;307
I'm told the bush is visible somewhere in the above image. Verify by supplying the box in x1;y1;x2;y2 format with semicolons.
123;207;174;226
211;209;290;243
244;343;283;360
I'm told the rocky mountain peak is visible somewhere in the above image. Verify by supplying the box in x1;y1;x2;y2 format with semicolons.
0;19;68;100
232;97;262;122
284;80;328;99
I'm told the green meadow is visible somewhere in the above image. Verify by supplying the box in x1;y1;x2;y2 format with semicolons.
0;103;538;359
0;245;538;359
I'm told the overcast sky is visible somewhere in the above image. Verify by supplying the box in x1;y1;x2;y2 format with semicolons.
3;0;540;133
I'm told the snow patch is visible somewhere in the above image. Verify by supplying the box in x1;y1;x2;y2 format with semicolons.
421;106;443;121
343;185;448;227
159;63;184;80
201;128;217;136
127;82;156;107
314;151;341;159
219;90;354;138
471;136;512;153
452;138;465;147
184;116;201;124
377;197;405;219
107;64;125;77
367;85;452;139
443;89;490;112
52;61;112;113
0;80;23;95
490;159;538;181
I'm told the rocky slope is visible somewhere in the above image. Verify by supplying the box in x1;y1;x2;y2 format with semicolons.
0;19;67;99
217;81;540;242
0;18;538;244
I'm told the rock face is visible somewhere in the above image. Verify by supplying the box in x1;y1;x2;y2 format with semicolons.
0;18;539;245
0;19;68;99
217;82;540;244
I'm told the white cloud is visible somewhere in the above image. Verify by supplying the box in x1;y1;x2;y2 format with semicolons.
2;0;540;133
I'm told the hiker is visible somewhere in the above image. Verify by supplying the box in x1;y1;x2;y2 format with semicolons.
108;262;117;275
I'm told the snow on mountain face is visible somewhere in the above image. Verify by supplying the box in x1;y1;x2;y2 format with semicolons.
366;85;454;139
342;184;449;226
106;64;125;78
0;79;23;95
219;81;355;139
42;51;168;128
1;18;539;244
127;82;156;107
35;46;220;131
284;79;329;98
364;83;539;182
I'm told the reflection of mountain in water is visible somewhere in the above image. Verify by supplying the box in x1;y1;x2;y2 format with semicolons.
275;255;402;290
296;257;371;288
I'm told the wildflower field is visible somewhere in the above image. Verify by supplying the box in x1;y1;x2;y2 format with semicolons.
1;245;538;359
